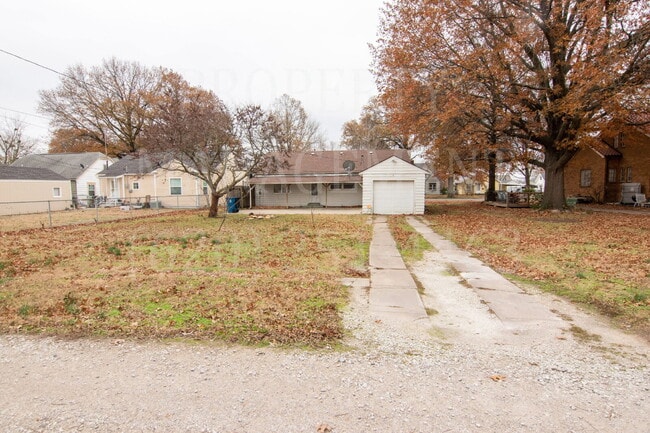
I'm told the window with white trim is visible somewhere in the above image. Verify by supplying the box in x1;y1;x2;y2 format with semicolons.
53;187;62;198
428;182;437;191
131;181;140;190
273;184;290;194
580;169;592;187
170;178;182;195
607;168;617;183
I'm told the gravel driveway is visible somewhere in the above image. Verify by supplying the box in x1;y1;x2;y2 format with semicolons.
1;249;648;433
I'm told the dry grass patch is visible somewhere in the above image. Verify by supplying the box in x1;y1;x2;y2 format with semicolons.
0;211;371;346
423;203;650;340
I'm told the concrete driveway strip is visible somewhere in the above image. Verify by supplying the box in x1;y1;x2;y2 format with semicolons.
406;216;564;332
368;216;428;322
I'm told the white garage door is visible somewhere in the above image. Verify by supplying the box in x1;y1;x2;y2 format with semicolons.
373;180;414;214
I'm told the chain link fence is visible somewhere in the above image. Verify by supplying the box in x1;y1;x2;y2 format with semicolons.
0;195;212;232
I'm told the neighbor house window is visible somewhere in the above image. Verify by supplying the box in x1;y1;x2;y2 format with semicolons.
311;184;318;196
273;184;290;194
53;187;62;198
608;168;617;183
626;167;633;183
170;178;182;195
202;181;209;195
428;182;437;191
580;169;592;187
131;181;140;190
613;132;624;148
88;183;95;197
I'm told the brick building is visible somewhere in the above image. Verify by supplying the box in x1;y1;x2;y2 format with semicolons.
564;119;650;203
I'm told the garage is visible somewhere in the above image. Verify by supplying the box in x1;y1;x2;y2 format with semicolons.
372;180;415;214
361;156;426;215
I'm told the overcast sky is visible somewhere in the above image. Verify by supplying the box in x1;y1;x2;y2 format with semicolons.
1;0;386;149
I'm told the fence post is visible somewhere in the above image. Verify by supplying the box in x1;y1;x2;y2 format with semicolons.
48;201;53;227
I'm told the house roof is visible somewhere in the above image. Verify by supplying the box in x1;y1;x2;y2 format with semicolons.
12;152;110;179
0;165;67;181
98;154;158;177
250;149;412;184
590;140;622;158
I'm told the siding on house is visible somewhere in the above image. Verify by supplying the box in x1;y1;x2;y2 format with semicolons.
0;166;72;215
12;152;113;204
255;182;361;207
98;157;239;209
250;149;413;209
361;156;426;214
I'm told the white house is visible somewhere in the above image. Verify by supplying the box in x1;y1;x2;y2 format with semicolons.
12;152;113;206
249;149;426;214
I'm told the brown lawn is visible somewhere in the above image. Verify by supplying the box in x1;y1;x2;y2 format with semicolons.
0;211;371;346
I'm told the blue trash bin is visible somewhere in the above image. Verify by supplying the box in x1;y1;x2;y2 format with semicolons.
227;197;239;213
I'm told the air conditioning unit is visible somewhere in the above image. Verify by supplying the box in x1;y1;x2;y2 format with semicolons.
621;183;641;204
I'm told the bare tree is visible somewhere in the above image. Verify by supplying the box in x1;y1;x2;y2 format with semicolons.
39;58;160;155
269;94;325;152
1;117;37;164
341;97;414;150
142;72;280;217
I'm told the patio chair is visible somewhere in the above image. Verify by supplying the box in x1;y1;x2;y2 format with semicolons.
633;193;650;207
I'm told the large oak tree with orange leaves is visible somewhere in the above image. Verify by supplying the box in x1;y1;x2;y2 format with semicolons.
373;0;649;208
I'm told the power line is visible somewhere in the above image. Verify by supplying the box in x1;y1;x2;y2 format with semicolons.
0;114;49;131
0;48;69;79
0;105;51;121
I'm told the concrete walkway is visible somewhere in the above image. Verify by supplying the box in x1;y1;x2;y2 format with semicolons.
367;216;428;323
405;216;565;334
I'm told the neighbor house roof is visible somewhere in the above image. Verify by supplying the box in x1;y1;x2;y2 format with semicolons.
98;154;158;177
591;140;622;158
0;165;67;181
12;152;110;179
250;149;412;184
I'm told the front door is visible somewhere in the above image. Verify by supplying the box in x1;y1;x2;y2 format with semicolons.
604;160;620;203
310;183;320;204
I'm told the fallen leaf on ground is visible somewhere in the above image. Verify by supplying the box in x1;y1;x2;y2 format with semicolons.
490;374;506;382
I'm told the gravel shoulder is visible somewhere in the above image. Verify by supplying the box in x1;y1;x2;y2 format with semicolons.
1;248;649;432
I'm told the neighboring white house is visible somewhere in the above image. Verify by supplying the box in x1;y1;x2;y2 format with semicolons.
497;169;545;192
416;163;443;196
12;152;113;206
250;149;425;214
0;165;72;215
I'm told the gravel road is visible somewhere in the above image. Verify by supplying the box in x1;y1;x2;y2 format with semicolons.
1;248;648;433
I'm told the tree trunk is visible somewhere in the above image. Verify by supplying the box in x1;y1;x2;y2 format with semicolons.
541;147;576;210
485;152;497;202
447;176;455;198
208;192;221;218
